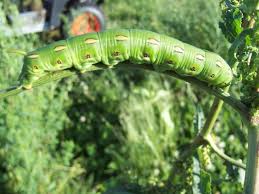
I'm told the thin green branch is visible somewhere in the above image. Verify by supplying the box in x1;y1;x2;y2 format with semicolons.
178;133;246;169
0;62;250;124
159;71;249;125
178;96;225;161
126;63;249;126
199;97;225;137
244;125;259;194
0;65;104;99
179;134;206;160
206;135;246;169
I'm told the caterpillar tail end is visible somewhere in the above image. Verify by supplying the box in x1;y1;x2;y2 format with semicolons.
19;78;33;90
22;83;33;90
18;73;35;90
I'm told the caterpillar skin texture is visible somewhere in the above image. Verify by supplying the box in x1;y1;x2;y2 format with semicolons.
19;29;233;89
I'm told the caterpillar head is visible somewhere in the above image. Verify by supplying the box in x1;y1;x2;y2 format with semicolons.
214;58;233;88
217;67;233;87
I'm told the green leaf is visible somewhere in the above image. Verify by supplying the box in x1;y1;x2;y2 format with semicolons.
220;5;244;42
231;8;244;35
192;105;204;135
192;154;212;194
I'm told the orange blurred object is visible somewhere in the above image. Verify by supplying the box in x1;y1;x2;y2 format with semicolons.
71;12;101;35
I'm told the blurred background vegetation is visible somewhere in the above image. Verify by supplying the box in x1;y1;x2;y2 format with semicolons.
0;0;247;193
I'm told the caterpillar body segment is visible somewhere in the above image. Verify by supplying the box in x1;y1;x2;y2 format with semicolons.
19;29;233;89
67;33;101;71
98;29;131;66
174;43;205;76
197;51;232;86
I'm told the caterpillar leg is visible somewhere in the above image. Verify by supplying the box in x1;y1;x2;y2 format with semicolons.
20;75;39;90
74;63;93;73
22;83;33;90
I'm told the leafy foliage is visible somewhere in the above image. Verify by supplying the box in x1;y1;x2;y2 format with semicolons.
192;153;212;194
220;0;258;121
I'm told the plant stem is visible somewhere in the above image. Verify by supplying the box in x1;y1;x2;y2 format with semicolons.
179;92;240;166
206;135;246;169
0;63;250;123
179;134;206;159
244;125;259;194
243;5;258;193
200;97;225;137
126;64;250;125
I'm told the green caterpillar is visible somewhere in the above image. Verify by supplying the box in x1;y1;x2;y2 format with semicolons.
18;29;233;89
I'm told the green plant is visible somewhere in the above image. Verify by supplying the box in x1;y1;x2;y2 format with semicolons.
220;1;259;193
0;0;257;193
